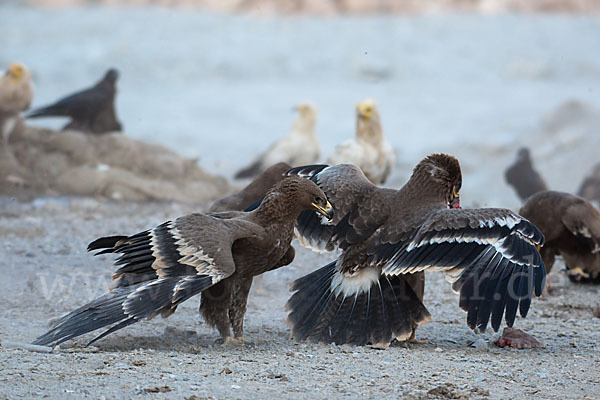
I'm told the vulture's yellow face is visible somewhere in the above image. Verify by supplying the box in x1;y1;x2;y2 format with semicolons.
356;99;377;120
8;63;26;83
295;103;316;118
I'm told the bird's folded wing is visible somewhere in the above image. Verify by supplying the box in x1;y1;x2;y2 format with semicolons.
369;208;545;332
561;203;600;253
286;164;393;251
208;210;248;219
88;212;265;289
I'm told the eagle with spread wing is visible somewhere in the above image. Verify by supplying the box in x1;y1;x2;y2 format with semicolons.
285;154;546;347
32;176;333;347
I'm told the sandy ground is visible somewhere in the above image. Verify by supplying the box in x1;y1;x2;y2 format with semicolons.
0;196;599;399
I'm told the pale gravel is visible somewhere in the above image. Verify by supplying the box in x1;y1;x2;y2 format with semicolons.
0;196;599;399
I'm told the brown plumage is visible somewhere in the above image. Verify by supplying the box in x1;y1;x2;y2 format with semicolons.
578;162;600;204
26;68;122;134
210;162;291;213
0;63;34;147
286;154;545;347
505;147;548;201
209;162;291;296
519;190;600;283
32;176;333;347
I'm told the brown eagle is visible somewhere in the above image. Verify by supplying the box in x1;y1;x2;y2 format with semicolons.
26;68;122;134
32;176;332;347
285;154;545;347
211;162;291;213
519;190;600;283
209;162;291;296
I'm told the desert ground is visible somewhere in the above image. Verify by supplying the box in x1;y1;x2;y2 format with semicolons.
0;196;599;399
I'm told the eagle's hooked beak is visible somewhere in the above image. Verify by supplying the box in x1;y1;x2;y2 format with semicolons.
312;200;334;221
449;186;461;209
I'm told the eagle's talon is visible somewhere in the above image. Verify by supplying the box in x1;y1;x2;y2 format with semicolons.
224;336;244;346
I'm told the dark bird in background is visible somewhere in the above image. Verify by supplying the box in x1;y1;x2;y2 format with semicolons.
519;190;600;284
578;163;600;204
285;154;545;347
210;162;291;213
26;68;122;134
505;147;548;201
32;176;333;347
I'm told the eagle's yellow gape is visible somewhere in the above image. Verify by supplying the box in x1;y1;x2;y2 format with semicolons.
452;186;460;199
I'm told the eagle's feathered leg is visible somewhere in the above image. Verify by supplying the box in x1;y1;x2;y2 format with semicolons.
199;279;233;342
541;247;557;296
405;272;426;343
229;277;254;340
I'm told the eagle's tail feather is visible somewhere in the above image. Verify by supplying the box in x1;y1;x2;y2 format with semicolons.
32;275;213;347
25;103;69;119
286;262;431;347
32;286;136;347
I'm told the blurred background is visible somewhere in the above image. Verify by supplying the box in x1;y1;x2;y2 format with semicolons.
2;0;600;207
